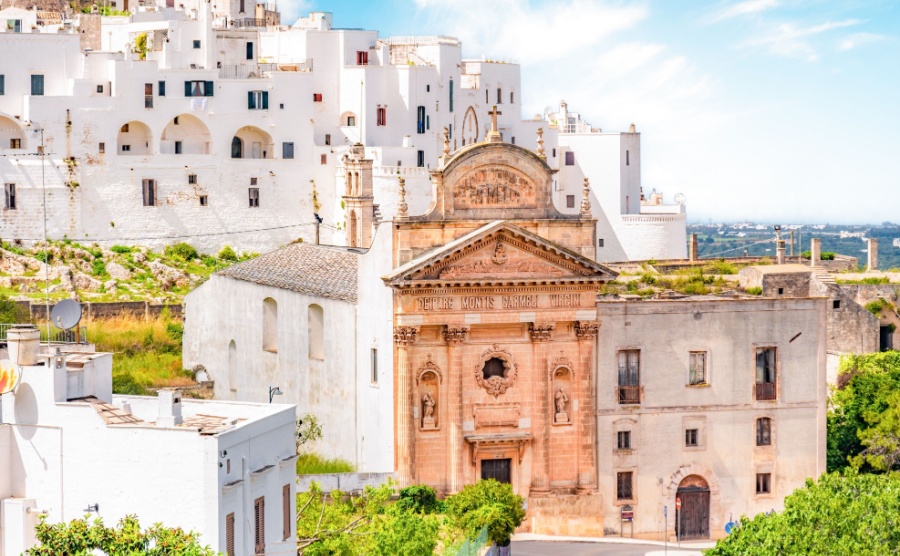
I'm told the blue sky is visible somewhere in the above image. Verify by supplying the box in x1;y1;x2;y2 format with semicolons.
282;1;899;224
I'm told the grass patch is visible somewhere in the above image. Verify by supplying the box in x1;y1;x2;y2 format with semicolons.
836;277;891;285
745;286;763;295
296;453;356;475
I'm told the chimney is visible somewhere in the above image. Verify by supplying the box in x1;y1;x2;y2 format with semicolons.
7;325;39;367
157;388;183;427
810;238;821;267
867;238;878;271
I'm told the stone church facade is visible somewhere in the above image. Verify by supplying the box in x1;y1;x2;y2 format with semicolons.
384;126;616;533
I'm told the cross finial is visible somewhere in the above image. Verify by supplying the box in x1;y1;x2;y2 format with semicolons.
488;105;502;133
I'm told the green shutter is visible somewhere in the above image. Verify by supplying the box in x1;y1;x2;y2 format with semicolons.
204;81;214;97
248;91;255;109
184;81;192;96
0;75;4;96
262;91;268;110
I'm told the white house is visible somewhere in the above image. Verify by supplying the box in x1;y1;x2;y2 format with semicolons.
0;326;298;555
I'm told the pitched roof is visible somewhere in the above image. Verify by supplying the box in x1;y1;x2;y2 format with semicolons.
219;243;361;303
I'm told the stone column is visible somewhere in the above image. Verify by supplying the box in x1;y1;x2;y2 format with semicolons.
444;326;469;493
576;321;600;493
529;323;555;495
689;234;699;262
810;238;821;267
394;326;419;487
868;238;878;271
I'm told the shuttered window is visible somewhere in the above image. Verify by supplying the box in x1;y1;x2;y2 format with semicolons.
254;496;265;554
184;80;214;97
142;179;157;206
282;484;291;540
31;75;44;96
248;90;269;110
225;512;235;556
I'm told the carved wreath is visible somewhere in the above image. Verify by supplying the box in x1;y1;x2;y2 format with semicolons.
474;344;518;397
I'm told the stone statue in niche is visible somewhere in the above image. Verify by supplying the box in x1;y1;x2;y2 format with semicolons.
555;387;569;423
422;391;436;429
491;241;508;265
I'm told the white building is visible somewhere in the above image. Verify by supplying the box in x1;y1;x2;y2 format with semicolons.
0;326;297;555
0;3;685;262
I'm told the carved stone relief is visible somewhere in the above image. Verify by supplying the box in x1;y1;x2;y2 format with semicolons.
474;344;518;397
416;354;442;430
453;167;537;210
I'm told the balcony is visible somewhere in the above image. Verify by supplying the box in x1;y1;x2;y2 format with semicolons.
755;382;776;401
218;61;312;79
616;385;642;405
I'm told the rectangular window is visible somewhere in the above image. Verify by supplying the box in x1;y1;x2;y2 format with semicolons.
685;428;699;447
4;183;16;210
626;150;630;165
250;177;258;186
616;472;633;500
756;473;771;494
121;144;131;152
142;179;157;206
0;75;4;95
184;80;214;97
174;116;180;125
282;142;294;159
552;147;557;157
225;512;235;556
254;496;265;554
417;150;425;168
246;41;254;60
96;84;103;93
448;124;453;138
371;348;378;383
346;115;356;126
689;352;707;385
9;138;21;149
31;74;44;96
565;151;575;166
566;194;575;208
188;174;197;184
426;84;430;92
510;91;514;104
144;83;153;108
199;195;208;206
426;115;430;130
158;80;166;96
617;350;640;404
320;153;327;165
377;106;386;126
449;79;453;112
832;300;841;309
249;187;259;207
496;88;502;104
174;141;182;154
193;39;201;49
756;418;772;446
282;484;291;540
356;50;368;65
417;106;425;134
598;238;604;247
99;142;105;154
324;134;331;146
248;90;269;110
485;89;488;103
755;347;776;400
313;93;323;102
616;430;631;450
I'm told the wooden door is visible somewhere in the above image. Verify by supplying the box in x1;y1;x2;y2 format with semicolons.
481;458;511;484
676;487;710;540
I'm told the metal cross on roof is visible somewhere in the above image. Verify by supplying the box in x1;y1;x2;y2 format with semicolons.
488;105;502;133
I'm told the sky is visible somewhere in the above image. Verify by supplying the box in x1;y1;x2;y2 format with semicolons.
280;0;899;224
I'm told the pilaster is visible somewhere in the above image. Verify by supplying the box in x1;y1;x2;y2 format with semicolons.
575;321;599;493
444;325;469;493
394;325;419;487
529;322;555;495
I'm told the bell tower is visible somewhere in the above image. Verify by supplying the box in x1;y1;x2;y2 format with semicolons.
342;143;375;248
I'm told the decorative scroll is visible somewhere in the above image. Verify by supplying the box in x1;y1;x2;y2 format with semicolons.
474;344;518;398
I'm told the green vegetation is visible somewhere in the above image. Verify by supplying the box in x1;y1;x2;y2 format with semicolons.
217;245;238;261
745;286;763;295
164;242;199;261
865;299;887;315
837;276;892;285
133;32;148;60
296;453;355;474
445;480;525;546
26;515;215;555
0;294;28;323
707;471;900;556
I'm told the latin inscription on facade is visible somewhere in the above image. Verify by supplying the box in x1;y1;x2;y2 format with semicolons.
413;293;582;312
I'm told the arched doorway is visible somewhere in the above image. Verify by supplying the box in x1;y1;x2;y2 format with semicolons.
231;126;273;159
676;475;710;540
161;114;211;154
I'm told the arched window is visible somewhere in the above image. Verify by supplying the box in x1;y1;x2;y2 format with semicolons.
263;297;277;353
228;340;237;392
231;136;243;159
756;417;772;446
482;357;506;380
308;304;324;360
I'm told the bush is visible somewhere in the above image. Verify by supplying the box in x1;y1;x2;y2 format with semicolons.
92;259;107;276
821;251;836;260
865;299;886;315
296;453;355;474
164;242;199;261
445;479;525;545
746;286;763;295
112;371;148;395
217;245;238;261
396;485;443;514
0;294;28;323
110;245;132;254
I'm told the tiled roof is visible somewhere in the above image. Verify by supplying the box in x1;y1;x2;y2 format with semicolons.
219;243;360;303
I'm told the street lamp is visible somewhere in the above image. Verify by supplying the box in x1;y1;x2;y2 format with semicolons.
268;386;283;403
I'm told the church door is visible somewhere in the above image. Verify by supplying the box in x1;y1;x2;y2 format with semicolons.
481;459;511;484
676;485;710;540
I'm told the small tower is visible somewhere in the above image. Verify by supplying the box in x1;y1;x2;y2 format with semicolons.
342;144;375;248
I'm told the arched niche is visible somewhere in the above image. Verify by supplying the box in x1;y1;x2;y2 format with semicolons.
262;297;277;353
231;125;273;159
340;111;357;127
228;340;237;392
308;304;324;360
416;355;442;430
461;106;478;146
550;355;573;424
0;115;26;150
161;114;211;154
117;121;152;155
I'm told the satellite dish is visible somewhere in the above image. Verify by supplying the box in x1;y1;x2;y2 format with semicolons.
0;359;19;395
675;193;686;206
51;299;82;330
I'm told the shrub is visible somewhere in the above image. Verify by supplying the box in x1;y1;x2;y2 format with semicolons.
91;259;107;276
217;245;238;261
445;479;525;546
396;485;443;514
296;453;355;474
165;322;183;343
112;371;148;395
110;245;132;254
0;294;28;323
164;242;199;261
821;251;836;260
865;299;886;315
639;273;657;285
746;287;763;295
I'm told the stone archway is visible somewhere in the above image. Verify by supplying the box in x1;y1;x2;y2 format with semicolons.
676;475;710;540
666;464;721;540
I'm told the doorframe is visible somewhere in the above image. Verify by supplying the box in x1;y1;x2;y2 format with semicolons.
675;485;711;540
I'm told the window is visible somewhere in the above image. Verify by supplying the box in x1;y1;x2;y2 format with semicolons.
552;148;557;157
626;150;630;165
565;151;575;165
279;103;284;109
228;340;237;392
346;115;356;126
308;304;324;360
225;512;235;556
254;496;265;554
832;300;841;309
417;150;425;168
248;188;259;207
598;239;605;247
282;142;294;159
0;75;4;95
449;79;453;112
377;106;386;126
426;115;430;130
246;41;254;60
617;430;631;450
121;144;131;152
426;84;430;92
184;80;214;97
616;472;633;500
482;358;506;380
777;287;784;295
756;473;771;494
282;484;291;540
121;123;129;132
564;194;574;208
9;138;21;149
356;51;368;65
250;177;258;186
320;154;327;165
231;137;242;159
617;350;640;404
174;116;180;125
756;417;772;446
31;75;44;96
188;174;197;184
485;89;488;103
371;348;378;383
142;179;157;206
755;347;776;400
417;106;425;134
99;142;105;154
263;297;277;352
324;134;331;146
510;91;514;103
510;136;515;144
497;88;502;104
174;141;182;154
199;195;208;206
313;93;323;102
4;183;16;210
448;124;453;138
158;80;166;96
685;428;699;447
193;39;201;49
248;90;269;110
96;84;103;93
689;352;707;385
144;83;153;108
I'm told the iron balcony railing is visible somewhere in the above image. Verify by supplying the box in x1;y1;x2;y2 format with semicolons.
0;323;88;344
617;385;643;405
755;382;776;401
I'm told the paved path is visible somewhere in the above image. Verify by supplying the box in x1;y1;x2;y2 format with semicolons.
511;541;703;555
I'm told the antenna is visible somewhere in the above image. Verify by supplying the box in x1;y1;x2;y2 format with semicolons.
51;299;83;331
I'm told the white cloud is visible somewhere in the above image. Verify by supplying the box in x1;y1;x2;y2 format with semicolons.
714;0;779;22
741;19;862;61
278;0;312;26
838;32;888;51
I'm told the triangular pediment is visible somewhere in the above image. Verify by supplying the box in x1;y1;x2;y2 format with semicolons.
384;221;617;287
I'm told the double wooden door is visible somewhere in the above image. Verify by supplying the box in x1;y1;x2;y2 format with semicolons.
481;458;512;484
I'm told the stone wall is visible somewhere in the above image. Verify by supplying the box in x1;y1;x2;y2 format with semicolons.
16;300;183;322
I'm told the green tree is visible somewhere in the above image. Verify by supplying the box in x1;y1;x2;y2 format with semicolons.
707;471;900;556
444;479;525;546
